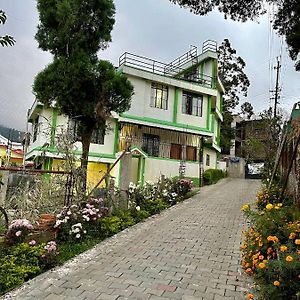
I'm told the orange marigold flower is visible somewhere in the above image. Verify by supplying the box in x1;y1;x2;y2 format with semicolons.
247;293;254;299
259;255;264;260
295;239;300;245
286;255;293;262
246;268;253;274
258;262;266;269
280;245;288;252
289;232;296;239
267;236;279;243
266;203;274;210
273;280;280;286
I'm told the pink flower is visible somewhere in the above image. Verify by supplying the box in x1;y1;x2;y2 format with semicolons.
29;240;36;246
15;230;22;237
45;241;57;254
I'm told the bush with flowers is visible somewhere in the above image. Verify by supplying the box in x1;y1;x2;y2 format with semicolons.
128;177;193;213
241;186;300;300
5;219;34;245
54;198;109;241
0;240;58;294
255;185;293;211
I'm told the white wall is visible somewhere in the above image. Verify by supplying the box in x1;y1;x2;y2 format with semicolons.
27;108;52;152
27;107;116;160
203;147;217;170
125;75;174;122
144;158;199;182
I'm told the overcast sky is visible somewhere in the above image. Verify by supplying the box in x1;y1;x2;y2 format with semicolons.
0;0;299;131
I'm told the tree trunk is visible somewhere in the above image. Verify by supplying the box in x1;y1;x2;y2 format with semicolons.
80;131;92;197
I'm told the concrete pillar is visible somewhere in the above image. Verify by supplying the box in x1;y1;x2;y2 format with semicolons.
119;152;132;210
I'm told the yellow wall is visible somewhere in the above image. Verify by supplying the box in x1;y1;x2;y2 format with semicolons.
87;162;109;190
0;147;23;166
51;158;108;190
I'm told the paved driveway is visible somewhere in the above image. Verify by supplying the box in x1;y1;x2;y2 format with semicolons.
2;178;261;300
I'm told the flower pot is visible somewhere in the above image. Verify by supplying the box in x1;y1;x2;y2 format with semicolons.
38;214;56;231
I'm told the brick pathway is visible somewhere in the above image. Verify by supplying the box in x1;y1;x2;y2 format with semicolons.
2;178;260;300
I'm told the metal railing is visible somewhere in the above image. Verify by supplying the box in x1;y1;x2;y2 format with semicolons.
202;40;217;53
165;45;198;70
119;51;216;89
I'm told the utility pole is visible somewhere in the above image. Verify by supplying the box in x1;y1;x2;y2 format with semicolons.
272;57;281;119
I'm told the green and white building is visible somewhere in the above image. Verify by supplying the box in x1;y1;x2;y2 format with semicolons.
25;40;224;188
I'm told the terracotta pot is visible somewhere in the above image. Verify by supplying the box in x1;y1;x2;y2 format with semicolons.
38;214;56;231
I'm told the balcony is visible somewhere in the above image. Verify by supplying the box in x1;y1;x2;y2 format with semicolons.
119;40;217;89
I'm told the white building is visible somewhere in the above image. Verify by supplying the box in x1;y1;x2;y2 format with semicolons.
26;41;224;188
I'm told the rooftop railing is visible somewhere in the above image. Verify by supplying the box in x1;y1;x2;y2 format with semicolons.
119;41;217;89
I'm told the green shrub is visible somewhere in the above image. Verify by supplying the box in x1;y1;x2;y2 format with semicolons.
0;256;41;294
131;209;150;223
113;211;135;229
0;243;47;294
98;216;122;237
203;169;226;185
141;198;168;215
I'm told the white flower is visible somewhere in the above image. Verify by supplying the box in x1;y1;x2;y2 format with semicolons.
67;211;72;216
74;228;80;233
75;234;81;239
136;206;141;211
15;230;22;237
83;230;87;234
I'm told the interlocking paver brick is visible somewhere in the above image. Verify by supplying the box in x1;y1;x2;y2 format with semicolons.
1;179;260;300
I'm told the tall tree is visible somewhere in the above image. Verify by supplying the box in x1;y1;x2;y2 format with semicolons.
0;10;15;47
241;101;254;120
33;0;134;193
218;39;250;111
169;0;300;71
218;39;250;154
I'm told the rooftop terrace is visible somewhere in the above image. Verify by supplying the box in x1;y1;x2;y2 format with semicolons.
119;40;218;89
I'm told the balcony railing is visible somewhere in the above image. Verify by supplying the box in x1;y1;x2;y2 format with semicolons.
119;50;216;89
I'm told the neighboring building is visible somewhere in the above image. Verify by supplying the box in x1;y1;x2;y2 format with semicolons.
0;126;24;167
25;41;224;188
230;116;268;161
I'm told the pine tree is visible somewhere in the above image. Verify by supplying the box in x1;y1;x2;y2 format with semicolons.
33;0;134;193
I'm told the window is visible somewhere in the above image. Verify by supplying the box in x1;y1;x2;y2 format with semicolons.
32;116;39;143
91;128;105;145
142;134;160;157
206;154;210;166
150;83;168;110
68;120;105;145
170;143;182;160
186;146;197;161
68;119;79;142
182;92;203;116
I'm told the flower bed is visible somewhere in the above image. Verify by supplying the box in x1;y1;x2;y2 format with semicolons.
241;185;300;300
0;177;196;295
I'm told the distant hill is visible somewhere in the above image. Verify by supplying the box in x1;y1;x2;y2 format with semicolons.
0;124;25;143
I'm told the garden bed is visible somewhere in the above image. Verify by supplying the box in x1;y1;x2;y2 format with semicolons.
0;177;199;296
241;185;300;300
